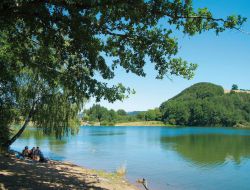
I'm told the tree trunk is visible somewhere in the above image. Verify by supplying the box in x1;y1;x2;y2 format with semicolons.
3;103;35;148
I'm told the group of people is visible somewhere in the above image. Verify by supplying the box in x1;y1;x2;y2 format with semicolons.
21;146;47;162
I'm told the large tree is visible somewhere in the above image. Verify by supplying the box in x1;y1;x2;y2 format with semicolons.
0;0;246;147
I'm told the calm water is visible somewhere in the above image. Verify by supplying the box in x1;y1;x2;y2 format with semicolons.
11;126;250;190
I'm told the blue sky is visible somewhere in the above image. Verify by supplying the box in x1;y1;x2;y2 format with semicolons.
85;0;250;111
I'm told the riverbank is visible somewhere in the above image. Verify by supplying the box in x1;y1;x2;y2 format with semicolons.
82;120;174;127
115;121;167;126
0;153;140;190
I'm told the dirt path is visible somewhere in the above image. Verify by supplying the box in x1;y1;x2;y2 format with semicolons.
0;153;140;190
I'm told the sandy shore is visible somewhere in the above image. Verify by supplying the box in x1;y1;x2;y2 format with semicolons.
0;153;140;190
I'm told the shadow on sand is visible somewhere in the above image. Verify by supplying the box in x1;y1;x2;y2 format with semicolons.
0;154;108;190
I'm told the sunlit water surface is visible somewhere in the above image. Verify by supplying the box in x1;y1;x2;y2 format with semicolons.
12;126;250;190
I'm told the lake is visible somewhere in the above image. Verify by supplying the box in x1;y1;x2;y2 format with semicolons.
11;126;250;190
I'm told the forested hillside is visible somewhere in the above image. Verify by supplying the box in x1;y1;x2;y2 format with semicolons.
160;83;250;127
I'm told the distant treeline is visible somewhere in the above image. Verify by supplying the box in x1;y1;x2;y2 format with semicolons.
83;105;161;125
239;89;250;91
83;83;250;127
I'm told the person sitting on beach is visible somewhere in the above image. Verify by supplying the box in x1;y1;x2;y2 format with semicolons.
29;147;36;159
34;147;47;162
22;146;30;157
33;147;40;161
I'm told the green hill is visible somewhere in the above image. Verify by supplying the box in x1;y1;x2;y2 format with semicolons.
171;82;224;101
160;83;250;127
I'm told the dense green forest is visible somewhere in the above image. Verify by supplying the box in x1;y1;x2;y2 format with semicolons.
84;83;250;127
160;83;250;127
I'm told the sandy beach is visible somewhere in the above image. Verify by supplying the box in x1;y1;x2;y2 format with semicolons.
0;153;140;190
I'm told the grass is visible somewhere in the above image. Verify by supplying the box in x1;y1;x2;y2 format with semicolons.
234;122;250;128
81;120;181;127
90;163;127;184
91;169;124;183
115;120;169;126
115;164;127;176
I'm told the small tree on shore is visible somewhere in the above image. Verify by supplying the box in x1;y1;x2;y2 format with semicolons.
232;84;239;91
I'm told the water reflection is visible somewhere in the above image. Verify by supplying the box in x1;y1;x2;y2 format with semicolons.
161;134;250;167
88;132;126;136
16;128;68;154
11;126;250;190
18;128;44;139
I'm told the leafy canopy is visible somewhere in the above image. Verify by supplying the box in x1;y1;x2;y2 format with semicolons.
0;0;246;96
